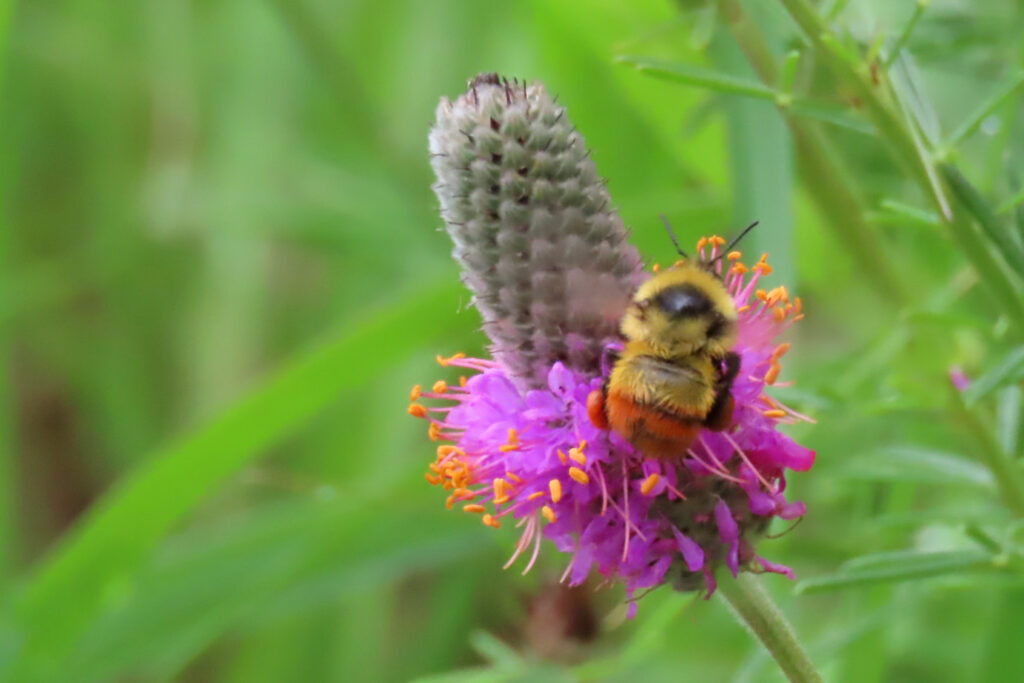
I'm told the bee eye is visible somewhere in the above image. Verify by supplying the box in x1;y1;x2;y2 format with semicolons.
654;285;711;318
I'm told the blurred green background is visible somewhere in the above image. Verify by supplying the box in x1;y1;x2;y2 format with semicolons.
3;0;1024;681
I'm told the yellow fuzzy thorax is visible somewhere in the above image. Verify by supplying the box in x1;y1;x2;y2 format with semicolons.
620;260;738;358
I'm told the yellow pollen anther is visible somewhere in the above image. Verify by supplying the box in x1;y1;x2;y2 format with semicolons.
756;289;768;301
640;473;661;496
652;263;661;273
482;514;501;528
772;343;791;360
568;467;590;485
727;251;742;261
558;450;568;465
710;235;726;246
793;297;803;314
463;504;486;514
436;352;467;367
428;422;441;440
765;364;781;385
541;505;557;523
528;491;545;501
493;479;509;504
549;479;563;503
755;262;773;274
410;385;422;401
432;380;448;393
763;409;787;418
459;375;468;387
697;237;709;251
437;445;457;458
737;305;750;314
445;494;455;509
732;263;748;275
794;313;805;321
773;307;786;322
506;471;523;483
569;449;587;465
408;404;428;418
425;473;441;485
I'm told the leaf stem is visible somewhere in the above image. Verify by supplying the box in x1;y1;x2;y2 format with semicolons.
717;0;910;305
719;573;824;683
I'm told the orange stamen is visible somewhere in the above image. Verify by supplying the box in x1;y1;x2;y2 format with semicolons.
428;422;441;440
756;289;768;301
436;352;466;367
772;343;791;360
459;375;468;387
409;384;422;401
506;471;523;483
445;494;455;509
697;237;708;251
528;491;545;501
558;450;568;465
773;307;786;322
408;404;428;418
763;409;786;418
569;448;586;465
568;467;590;485
463;504;486;514
432;380;448;393
727;250;742;261
541;505;557;523
425;473;441;485
493;478;509;504
732;263;748;275
737;304;750;314
652;263;661;273
765;364;781;385
640;473;661;496
549;479;563;503
710;235;726;246
482;514;501;528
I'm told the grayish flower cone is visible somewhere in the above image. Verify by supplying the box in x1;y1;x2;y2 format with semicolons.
429;73;646;388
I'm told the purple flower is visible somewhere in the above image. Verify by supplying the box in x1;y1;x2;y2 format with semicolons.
411;243;815;614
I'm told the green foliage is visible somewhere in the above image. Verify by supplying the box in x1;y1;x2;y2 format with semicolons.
2;0;1024;681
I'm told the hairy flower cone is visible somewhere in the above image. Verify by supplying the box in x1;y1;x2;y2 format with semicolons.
417;75;815;616
429;73;645;388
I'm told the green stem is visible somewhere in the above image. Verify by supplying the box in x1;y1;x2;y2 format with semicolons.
719;573;824;683
776;0;951;220
883;0;928;68
950;386;1024;518
718;0;909;305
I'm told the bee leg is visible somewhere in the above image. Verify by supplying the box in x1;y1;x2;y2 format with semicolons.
586;388;609;430
705;352;740;431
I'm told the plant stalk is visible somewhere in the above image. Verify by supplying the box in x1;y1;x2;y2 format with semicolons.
719;573;824;683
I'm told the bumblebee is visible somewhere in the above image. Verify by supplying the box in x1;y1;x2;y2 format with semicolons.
587;221;757;459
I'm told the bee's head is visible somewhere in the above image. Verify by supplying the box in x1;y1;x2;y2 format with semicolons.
622;260;737;356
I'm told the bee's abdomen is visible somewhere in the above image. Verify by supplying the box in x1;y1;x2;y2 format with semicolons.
606;388;703;460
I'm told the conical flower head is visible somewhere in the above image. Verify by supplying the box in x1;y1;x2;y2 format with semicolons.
414;74;815;615
429;73;645;387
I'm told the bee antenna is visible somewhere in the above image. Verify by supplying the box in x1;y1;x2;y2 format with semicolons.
710;220;759;265
660;214;688;258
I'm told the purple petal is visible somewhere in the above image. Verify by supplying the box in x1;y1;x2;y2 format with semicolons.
702;567;718;598
715;500;739;542
778;499;807;520
672;528;705;571
758;556;795;580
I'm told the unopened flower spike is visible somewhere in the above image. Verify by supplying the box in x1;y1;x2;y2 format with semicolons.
414;73;815;617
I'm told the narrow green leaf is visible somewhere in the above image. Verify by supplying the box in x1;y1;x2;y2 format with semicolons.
796;550;994;594
5;280;464;680
945;70;1024;151
883;0;928;68
996;385;1022;456
469;632;524;668
964;347;1024;405
616;55;777;100
876;199;941;227
835;446;994;490
942;164;1024;280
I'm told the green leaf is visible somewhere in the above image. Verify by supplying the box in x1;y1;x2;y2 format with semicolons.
835;446;994;489
944;70;1024;151
964;347;1024;405
796;550;995;594
616;55;777;100
4;280;464;680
